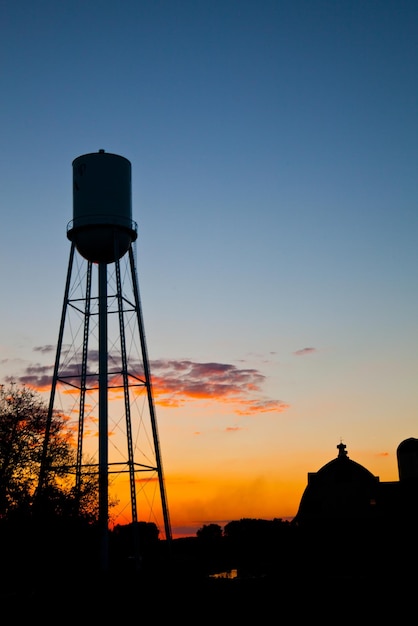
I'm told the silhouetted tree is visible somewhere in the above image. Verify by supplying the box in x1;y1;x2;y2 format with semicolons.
222;518;294;578
112;520;160;547
0;383;98;523
196;523;223;541
109;521;162;574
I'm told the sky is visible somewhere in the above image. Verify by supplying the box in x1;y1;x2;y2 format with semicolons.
1;0;418;538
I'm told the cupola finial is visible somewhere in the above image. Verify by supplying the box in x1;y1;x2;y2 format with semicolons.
337;441;348;458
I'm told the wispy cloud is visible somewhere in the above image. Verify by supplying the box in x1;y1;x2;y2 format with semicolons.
234;399;289;416
33;345;56;354
293;347;316;356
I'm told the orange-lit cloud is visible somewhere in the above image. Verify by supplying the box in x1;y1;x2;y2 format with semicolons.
4;348;290;417
145;359;289;415
234;399;289;415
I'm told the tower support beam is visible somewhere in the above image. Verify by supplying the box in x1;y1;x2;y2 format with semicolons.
98;261;109;570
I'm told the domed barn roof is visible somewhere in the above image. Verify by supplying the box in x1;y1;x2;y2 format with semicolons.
294;442;380;528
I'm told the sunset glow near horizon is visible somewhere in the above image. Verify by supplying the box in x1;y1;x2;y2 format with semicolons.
1;1;418;538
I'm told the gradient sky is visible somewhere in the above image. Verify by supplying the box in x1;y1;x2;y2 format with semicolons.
1;0;418;537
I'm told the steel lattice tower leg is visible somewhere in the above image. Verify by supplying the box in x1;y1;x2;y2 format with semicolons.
38;241;172;571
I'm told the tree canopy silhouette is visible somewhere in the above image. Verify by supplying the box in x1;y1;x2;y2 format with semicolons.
0;383;98;523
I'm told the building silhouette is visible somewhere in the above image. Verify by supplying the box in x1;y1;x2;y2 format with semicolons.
292;438;418;579
294;438;418;529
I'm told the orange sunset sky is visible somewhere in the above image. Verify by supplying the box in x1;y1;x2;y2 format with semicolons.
1;1;418;538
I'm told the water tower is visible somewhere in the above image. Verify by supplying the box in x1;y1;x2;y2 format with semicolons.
38;150;171;570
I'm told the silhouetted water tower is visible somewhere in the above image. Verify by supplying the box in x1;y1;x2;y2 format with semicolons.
38;150;171;570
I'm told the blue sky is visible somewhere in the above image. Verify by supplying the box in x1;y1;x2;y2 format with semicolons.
1;0;418;535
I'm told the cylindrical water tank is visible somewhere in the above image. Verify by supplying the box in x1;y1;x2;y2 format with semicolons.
397;438;418;482
67;150;137;263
